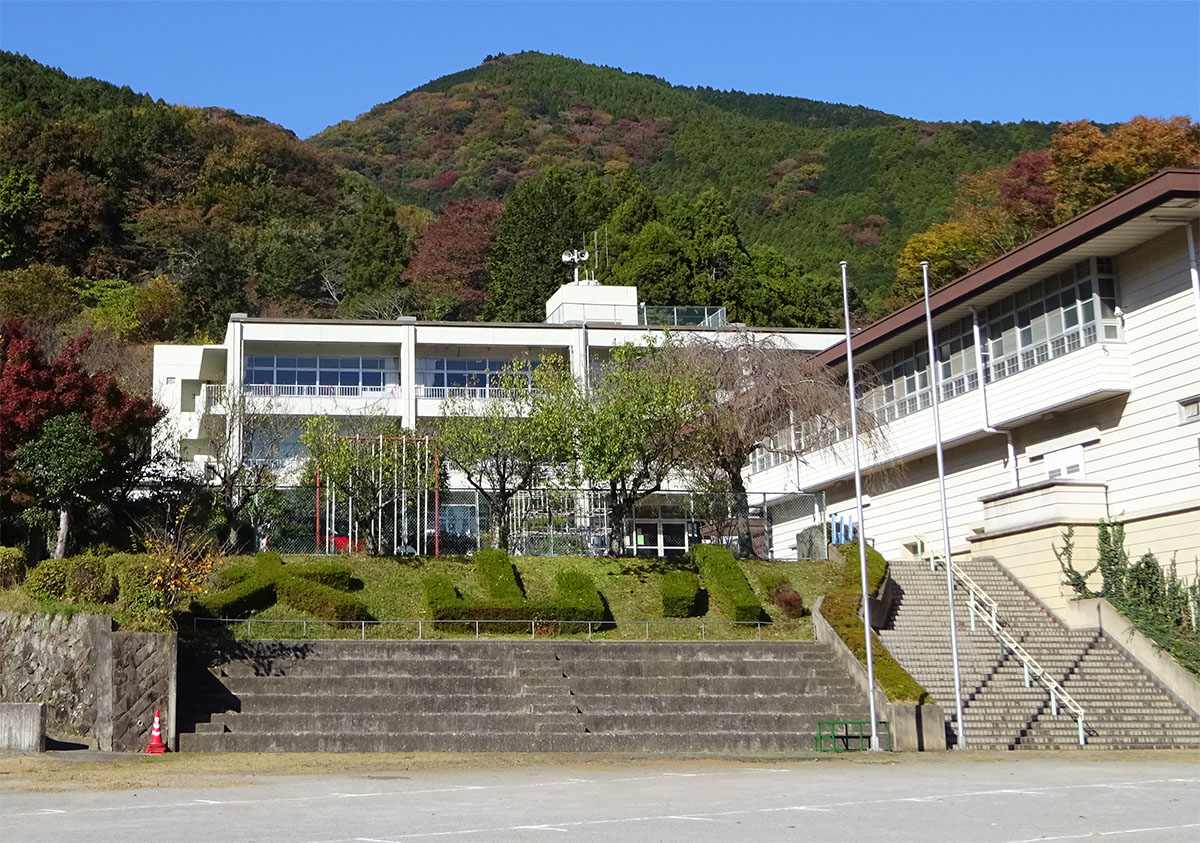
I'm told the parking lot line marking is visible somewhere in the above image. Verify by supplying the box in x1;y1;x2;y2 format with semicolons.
1002;822;1200;843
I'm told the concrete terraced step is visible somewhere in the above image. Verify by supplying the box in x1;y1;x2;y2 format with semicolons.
178;639;869;753
877;555;1200;751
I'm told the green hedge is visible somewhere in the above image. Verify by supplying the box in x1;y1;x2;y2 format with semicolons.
474;549;524;605
691;545;763;624
422;573;465;620
193;575;276;618
24;558;71;602
276;574;370;621
824;542;930;704
836;541;888;596
661;570;701;618
540;569;605;623
67;555;117;603
0;546;26;588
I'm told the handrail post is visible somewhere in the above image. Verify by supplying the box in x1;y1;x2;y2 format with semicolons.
1023;662;1031;688
531;620;535;639
645;621;649;640
418;620;423;640
969;601;976;631
1077;715;1085;746
475;620;480;640
1051;689;1058;716
587;621;592;641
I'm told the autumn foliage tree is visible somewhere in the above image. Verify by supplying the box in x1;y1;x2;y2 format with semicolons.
404;198;502;320
0;319;163;556
890;116;1200;304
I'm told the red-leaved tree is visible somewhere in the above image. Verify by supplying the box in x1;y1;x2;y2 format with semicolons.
404;198;501;319
0;319;163;556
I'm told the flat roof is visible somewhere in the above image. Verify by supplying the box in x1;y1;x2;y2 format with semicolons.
227;315;844;335
817;168;1200;367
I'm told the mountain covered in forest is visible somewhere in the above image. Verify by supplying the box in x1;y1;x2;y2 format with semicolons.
3;48;1194;384
312;52;1056;296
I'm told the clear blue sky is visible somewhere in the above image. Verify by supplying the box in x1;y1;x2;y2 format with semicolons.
2;1;1197;138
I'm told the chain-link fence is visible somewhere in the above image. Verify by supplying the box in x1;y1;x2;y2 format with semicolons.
247;486;826;561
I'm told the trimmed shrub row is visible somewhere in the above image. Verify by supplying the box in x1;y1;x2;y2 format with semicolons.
547;569;605;623
23;555;117;603
824;541;930;705
420;564;606;632
193;575;277;619
0;546;26;588
661;570;701;618
474;549;525;605
194;552;369;621
276;575;370;622
691;545;763;623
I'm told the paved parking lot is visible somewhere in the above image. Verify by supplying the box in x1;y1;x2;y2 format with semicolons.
3;753;1198;843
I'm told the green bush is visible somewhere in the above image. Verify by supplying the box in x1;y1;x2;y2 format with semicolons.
193;575;276;618
422;573;466;620
67;555;117;603
276;575;370;621
24;558;71;602
692;545;763;623
214;562;256;588
475;549;524;604
0;546;26;588
540;569;605;623
820;542;930;704
661;570;701;617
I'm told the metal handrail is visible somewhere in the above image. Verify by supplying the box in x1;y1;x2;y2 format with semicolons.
916;536;1087;745
190;616;806;642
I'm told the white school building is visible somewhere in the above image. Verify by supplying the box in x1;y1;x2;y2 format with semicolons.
747;168;1200;615
152;168;1200;584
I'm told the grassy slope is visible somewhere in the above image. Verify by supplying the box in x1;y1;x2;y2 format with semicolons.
197;553;846;641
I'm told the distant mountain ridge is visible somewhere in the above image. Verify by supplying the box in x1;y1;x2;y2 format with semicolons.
311;51;1057;293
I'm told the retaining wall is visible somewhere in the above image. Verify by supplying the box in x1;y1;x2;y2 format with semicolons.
0;612;176;751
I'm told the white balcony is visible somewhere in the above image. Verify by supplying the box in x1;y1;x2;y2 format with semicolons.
778;338;1130;491
201;383;404;417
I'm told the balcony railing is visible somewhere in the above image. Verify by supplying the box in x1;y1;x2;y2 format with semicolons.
638;304;728;327
989;324;1097;383
415;385;534;401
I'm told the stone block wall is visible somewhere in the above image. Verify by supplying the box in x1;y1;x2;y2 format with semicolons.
112;631;177;752
0;611;175;751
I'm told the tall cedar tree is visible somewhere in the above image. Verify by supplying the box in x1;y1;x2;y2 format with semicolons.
488;168;583;323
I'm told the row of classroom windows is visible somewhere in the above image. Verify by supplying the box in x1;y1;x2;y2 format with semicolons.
748;257;1120;472
243;357;531;389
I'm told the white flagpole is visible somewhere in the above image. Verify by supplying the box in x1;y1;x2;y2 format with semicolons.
922;260;967;749
841;261;880;751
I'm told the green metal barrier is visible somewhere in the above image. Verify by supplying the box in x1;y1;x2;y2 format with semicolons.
813;720;892;752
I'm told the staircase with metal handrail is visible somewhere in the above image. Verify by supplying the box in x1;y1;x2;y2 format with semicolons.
915;535;1087;745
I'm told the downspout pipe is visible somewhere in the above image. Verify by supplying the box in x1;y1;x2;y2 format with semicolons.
1186;220;1200;337
970;308;1019;489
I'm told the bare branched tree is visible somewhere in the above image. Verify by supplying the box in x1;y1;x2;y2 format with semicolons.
677;329;888;557
205;387;298;552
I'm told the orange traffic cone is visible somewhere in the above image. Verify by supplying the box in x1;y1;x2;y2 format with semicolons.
145;709;167;754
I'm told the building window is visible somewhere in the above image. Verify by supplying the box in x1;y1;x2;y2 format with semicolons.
981;256;1116;383
1043;444;1085;481
415;357;532;398
1181;397;1200;424
244;355;398;396
749;428;793;474
165;376;176;385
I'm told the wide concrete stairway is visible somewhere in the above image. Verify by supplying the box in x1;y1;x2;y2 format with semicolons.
178;640;869;753
878;554;1200;750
